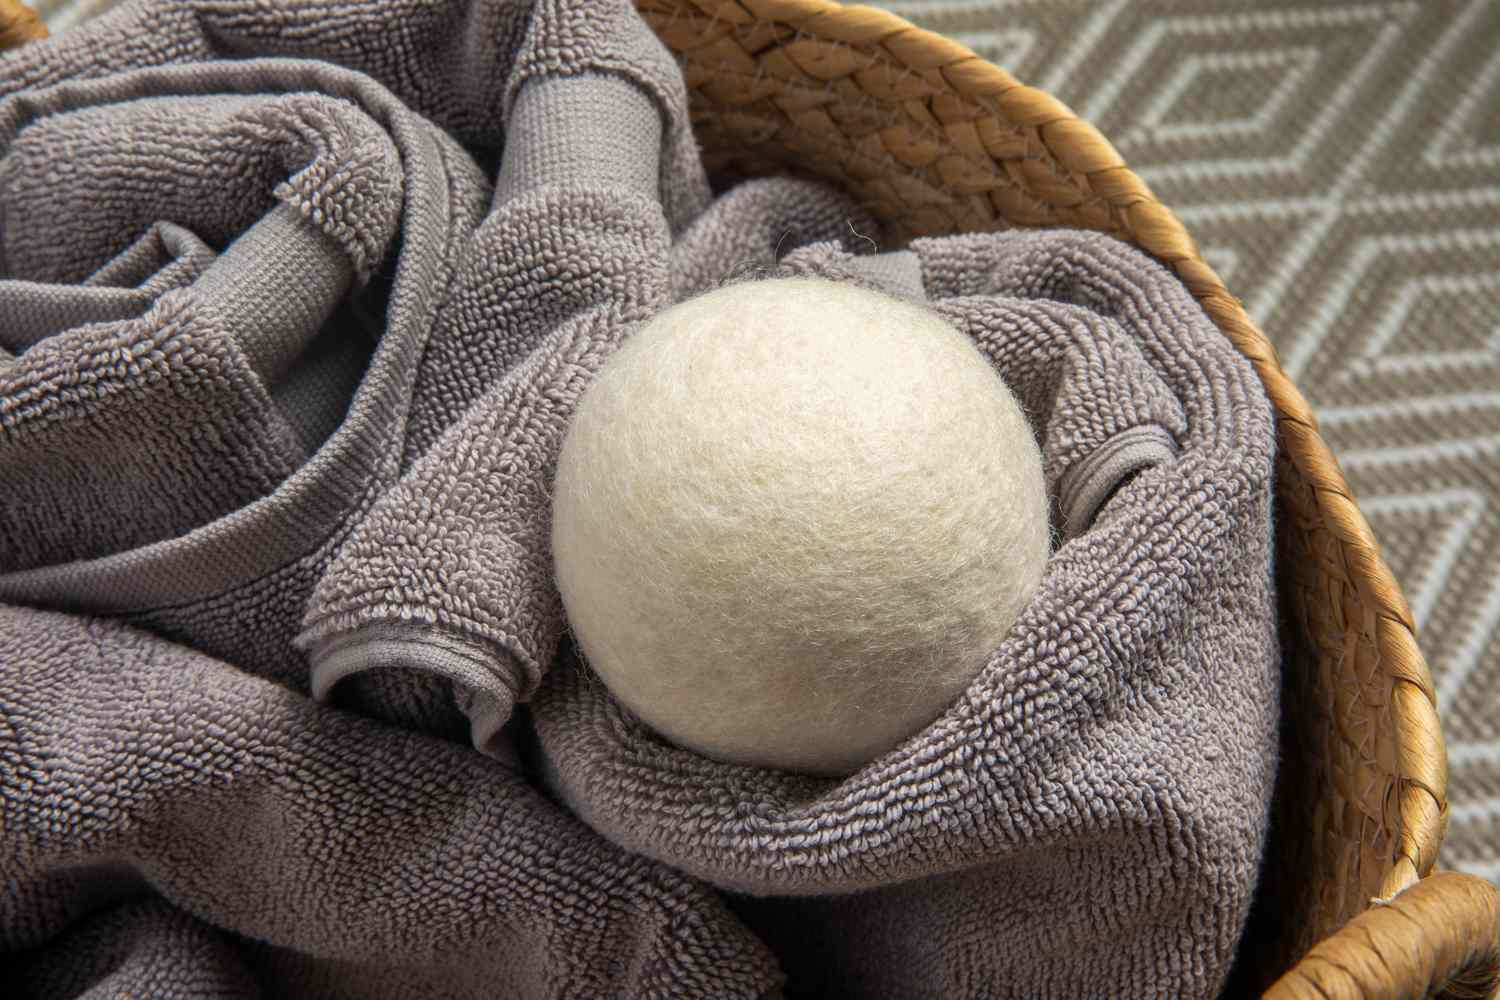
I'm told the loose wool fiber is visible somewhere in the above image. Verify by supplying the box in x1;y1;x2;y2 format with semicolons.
552;276;1050;775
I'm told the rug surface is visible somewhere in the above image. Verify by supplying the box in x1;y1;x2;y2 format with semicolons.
27;0;1500;881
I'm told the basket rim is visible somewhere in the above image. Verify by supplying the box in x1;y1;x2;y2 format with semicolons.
650;0;1449;898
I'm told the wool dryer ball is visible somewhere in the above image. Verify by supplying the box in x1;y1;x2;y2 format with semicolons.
551;276;1051;776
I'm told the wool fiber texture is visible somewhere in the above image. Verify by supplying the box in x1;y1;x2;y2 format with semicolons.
0;1;1278;998
552;276;1051;776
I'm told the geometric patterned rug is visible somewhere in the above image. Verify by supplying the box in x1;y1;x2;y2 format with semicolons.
879;0;1500;883
32;0;1500;883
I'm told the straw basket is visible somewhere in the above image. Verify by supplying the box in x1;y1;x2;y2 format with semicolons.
3;0;1498;995
0;0;44;49
631;0;1500;995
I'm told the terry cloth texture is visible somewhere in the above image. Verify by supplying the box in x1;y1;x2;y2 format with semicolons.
0;1;1279;998
35;0;1500;903
530;232;1279;1000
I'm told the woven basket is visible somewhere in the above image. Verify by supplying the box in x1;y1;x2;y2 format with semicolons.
631;0;1500;997
3;0;1497;995
0;0;44;49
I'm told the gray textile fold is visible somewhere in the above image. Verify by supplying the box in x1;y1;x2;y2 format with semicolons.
17;899;262;1000
0;2;780;998
0;606;777;999
0;220;216;352
518;232;1275;1000
0;1;1277;998
843;248;927;302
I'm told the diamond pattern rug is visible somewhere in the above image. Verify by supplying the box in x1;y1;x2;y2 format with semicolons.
882;0;1500;883
30;0;1500;881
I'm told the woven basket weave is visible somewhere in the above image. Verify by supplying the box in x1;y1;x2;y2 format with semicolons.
3;0;1497;995
0;0;44;48
632;0;1500;996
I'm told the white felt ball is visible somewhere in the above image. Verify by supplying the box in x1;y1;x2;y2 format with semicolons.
552;276;1050;776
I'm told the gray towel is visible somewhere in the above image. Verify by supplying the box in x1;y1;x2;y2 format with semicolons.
0;1;1279;997
532;233;1279;999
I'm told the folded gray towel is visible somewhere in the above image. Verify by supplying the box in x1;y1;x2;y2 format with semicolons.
0;604;781;998
0;1;1279;997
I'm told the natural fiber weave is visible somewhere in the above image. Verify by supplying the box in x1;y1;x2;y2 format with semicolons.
1261;872;1500;1000
633;0;1498;994
0;0;45;48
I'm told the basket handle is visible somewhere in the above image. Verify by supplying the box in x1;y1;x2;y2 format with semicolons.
1262;872;1500;999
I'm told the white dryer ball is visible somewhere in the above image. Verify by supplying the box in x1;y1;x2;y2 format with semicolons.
551;276;1050;775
